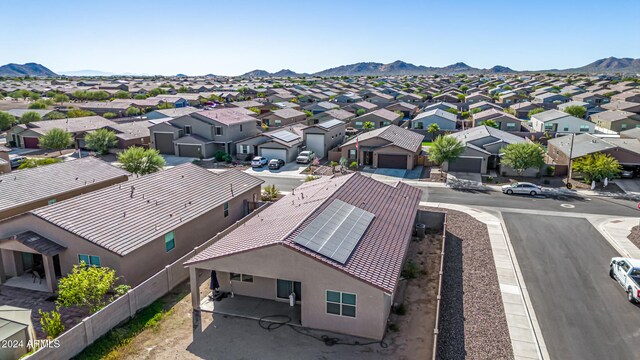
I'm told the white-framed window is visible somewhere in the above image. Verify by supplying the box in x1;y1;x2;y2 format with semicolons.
414;122;424;129
579;125;590;132
215;126;223;136
241;145;249;154
275;120;281;126
230;273;253;282
349;149;356;158
326;290;356;318
621;123;628;130
355;121;363;127
506;123;516;130
78;254;101;267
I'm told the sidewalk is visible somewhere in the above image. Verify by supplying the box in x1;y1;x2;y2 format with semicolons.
592;217;640;259
422;201;548;360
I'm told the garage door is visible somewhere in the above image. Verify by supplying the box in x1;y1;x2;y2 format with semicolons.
154;133;175;155
448;157;482;173
306;134;325;158
178;144;202;158
260;148;287;161
23;137;40;149
377;154;407;169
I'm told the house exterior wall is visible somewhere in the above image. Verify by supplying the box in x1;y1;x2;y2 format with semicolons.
0;185;261;288
303;125;346;157
592;118;640;132
257;141;301;163
193;245;390;340
530;115;595;133
412;115;456;130
350;113;400;129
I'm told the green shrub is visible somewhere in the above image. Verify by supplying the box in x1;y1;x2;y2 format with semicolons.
546;165;555;176
401;260;420;279
39;309;64;339
349;161;358;169
213;151;226;162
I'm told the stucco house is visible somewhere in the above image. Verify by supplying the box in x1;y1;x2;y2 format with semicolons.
349;109;402;129
472;109;522;132
530;109;595;134
184;173;422;340
339;125;423;169
235;124;305;163
260;108;307;128
589;110;640;133
302;119;346;159
411;108;457;130
6;116;115;149
0;164;263;293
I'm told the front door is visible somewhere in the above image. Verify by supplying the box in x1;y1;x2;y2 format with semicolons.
276;279;301;302
364;151;373;166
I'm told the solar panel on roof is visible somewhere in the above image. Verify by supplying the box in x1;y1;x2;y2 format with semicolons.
293;199;374;264
271;130;298;142
318;119;343;129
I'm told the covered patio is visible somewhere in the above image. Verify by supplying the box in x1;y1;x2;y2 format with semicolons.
200;294;301;325
0;231;65;293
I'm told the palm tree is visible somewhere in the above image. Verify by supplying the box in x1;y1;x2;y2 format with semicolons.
428;135;465;181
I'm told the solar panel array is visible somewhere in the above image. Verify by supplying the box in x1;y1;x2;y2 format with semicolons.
318;119;343;129
271;130;299;142
293;199;374;264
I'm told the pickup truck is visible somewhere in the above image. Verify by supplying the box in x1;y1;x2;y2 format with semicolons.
609;257;640;303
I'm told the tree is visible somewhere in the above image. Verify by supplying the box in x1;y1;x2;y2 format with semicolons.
39;128;73;154
18;158;63;169
302;110;313;117
113;90;130;99
39;309;64;339
445;108;458;115
355;108;366;116
103;112;117;119
53;94;70;105
28;100;47;109
563;105;587;119
572;153;622;182
483;119;499;128
157;102;174;109
456;94;466;102
500;142;545;175
46;111;66;120
125;107;141;116
248;107;260;114
0;111;16;131
363;121;375;130
117;147;165;176
56;264;119;314
67;109;96;118
29;92;41;101
20;111;42;124
85;129;118;155
133;94;147;100
428;135;465;177
427;123;440;133
527;108;544;118
262;184;280;201
470;107;482;115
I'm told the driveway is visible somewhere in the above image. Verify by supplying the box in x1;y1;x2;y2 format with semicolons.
162;155;197;168
615;179;640;194
503;213;640;360
244;162;308;178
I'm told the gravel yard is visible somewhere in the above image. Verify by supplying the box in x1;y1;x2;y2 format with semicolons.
426;208;514;360
627;225;640;249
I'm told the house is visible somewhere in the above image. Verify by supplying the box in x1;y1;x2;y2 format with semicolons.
589;110;640;133
77;101;131;116
0;164;263;293
611;90;640;103
349;109;402;129
466;93;493;104
385;102;418;119
304;101;337;115
411;108;457;130
302;119;346;158
149;108;258;158
573;92;609;105
547;133;640;174
0;147;10;174
362;91;395;106
509;101;544;119
532;93;569;104
6;116;116;149
340;125;423;169
446;126;526;173
311;108;355;125
472;109;522;132
432;93;460;103
184;173;421;340
235;124;305;163
530;109;595;134
344;101;378;114
5;109;55;120
0;157;129;222
145;106;200;120
556;100;603;118
334;93;363;104
260;108;306;128
602;101;640;114
105;120;154;149
497;91;525;105
423;101;458;113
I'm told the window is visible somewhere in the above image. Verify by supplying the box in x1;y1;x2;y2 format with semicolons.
215;126;223;136
277;279;301;301
165;231;175;252
240;124;243;132
544;124;553;130
414;122;424;129
506;123;516;130
241;145;249;154
275;120;281;126
185;125;192;135
563;127;569;131
579;125;590;132
223;202;229;217
230;273;253;282
355;121;363;127
349;149;356;159
621;123;628;130
48;199;56;205
326;290;356;317
78;254;100;267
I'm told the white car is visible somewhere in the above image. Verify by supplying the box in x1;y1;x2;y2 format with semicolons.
501;182;542;196
251;156;268;168
296;151;315;164
610;257;640;303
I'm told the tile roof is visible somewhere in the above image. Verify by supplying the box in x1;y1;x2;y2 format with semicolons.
193;108;257;126
450;125;525;145
0;157;129;214
0;231;66;256
272;108;305;119
32;164;263;256
25;116;116;135
185;173;422;292
531;109;574;122
415;108;457;122
342;124;423;152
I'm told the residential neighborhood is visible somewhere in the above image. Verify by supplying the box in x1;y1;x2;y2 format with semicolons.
1;1;640;359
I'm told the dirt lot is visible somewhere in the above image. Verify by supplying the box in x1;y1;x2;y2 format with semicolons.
0;99;31;111
96;233;442;360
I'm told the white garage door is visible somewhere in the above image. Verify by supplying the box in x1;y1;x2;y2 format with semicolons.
306;134;325;158
260;148;287;162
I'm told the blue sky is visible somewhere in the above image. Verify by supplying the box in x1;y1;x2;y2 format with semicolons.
2;0;639;75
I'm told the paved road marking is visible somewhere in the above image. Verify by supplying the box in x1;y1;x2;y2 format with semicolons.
560;204;575;208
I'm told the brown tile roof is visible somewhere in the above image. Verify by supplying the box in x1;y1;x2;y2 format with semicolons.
342;124;423;152
32;164;263;256
185;173;422;293
193;108;257;126
0;231;66;256
0;157;129;214
27;116;116;135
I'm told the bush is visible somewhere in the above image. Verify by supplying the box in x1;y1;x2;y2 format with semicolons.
393;303;407;315
213;151;226;162
39;309;64;339
401;260;420;279
546;165;555;176
304;175;319;182
103;112;117;119
349;161;358;169
223;154;232;163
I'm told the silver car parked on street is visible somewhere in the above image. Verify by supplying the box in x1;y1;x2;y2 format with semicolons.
501;182;543;196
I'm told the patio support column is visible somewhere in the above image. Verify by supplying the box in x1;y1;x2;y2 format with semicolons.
42;255;56;293
189;266;202;333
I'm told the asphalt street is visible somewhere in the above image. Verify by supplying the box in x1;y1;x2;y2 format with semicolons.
503;214;640;360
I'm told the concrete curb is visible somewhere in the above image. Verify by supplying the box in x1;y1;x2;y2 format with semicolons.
591;217;640;259
421;201;548;360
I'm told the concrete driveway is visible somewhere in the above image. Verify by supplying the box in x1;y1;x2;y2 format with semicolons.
503;213;640;360
162;155;198;168
615;179;640;194
244;162;308;178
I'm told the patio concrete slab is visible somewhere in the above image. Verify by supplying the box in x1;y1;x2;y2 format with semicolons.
201;295;301;325
614;179;640;194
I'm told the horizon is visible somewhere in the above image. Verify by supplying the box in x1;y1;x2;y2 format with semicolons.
2;0;639;76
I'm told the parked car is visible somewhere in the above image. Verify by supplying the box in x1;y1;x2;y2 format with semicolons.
251;156;268;168
9;155;26;168
268;159;285;170
296;151;315;164
501;182;543;196
609;257;640;303
621;169;635;178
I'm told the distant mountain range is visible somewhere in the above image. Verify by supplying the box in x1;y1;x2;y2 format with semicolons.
2;57;639;78
0;63;57;77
